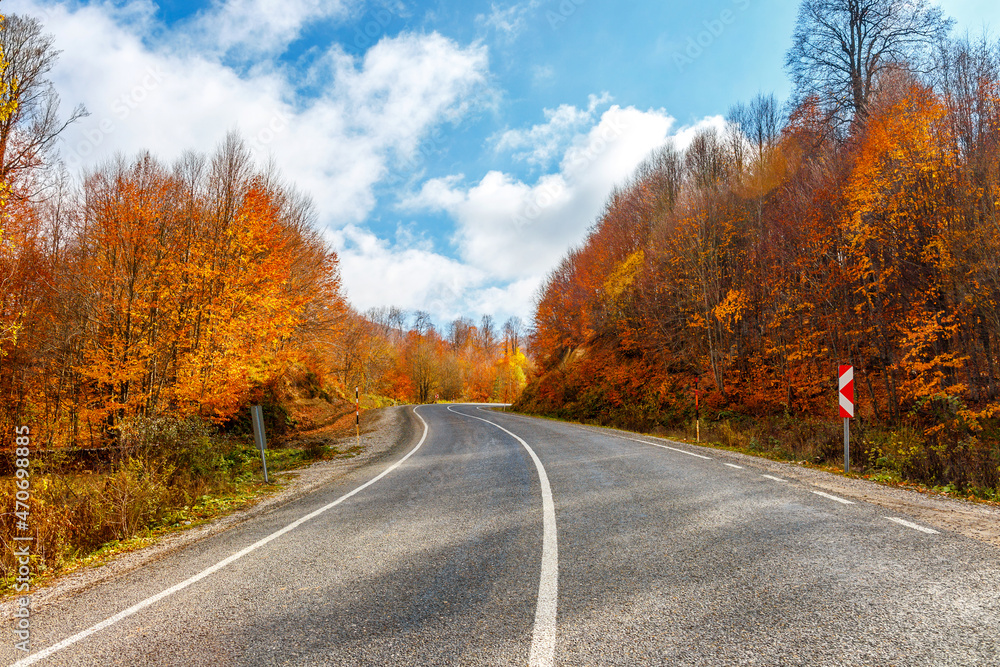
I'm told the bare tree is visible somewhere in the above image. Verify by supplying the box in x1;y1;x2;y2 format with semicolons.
448;317;474;350
0;14;86;198
685;129;728;190
727;92;782;164
503;316;523;353
479;314;496;355
413;310;434;336
367;305;405;342
785;0;951;122
642;143;684;215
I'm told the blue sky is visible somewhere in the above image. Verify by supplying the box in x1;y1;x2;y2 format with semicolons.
6;0;1000;328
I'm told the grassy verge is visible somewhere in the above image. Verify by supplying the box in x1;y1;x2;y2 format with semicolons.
0;416;364;597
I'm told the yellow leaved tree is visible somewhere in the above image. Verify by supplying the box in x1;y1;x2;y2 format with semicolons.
0;13;20;356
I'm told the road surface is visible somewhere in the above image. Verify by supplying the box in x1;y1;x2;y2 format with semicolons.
5;404;999;666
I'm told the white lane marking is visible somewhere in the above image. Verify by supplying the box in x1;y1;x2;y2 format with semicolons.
762;474;786;482
885;517;940;534
448;405;558;667
13;407;432;667
811;490;854;505
723;463;744;469
597;429;713;460
661;444;713;460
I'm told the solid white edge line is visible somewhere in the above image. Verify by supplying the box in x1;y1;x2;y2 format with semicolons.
762;474;786;482
722;463;744;469
885;517;940;534
811;490;854;505
447;405;558;667
13;407;432;667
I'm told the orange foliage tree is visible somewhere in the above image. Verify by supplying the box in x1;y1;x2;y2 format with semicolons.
521;42;1000;491
0;136;346;447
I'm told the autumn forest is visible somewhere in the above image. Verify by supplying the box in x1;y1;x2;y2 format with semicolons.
0;14;529;453
520;2;1000;496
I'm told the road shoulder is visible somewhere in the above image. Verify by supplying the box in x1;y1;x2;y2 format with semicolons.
516;413;1000;549
2;405;419;617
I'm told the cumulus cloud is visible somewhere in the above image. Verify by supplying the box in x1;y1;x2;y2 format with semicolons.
408;104;686;284
185;0;349;58
494;92;611;167
329;225;492;323
477;1;541;38
395;105;732;324
6;0;489;226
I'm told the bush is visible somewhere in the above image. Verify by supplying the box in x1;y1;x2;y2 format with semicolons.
0;415;264;589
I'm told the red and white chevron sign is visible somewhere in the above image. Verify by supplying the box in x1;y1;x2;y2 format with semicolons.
839;365;854;418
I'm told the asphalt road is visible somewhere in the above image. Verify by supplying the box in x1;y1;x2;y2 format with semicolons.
5;405;999;666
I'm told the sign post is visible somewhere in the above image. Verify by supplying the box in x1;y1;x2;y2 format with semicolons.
839;365;854;473
250;405;270;483
695;377;700;443
355;387;360;449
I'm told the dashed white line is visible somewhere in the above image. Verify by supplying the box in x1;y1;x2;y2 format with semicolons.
811;490;854;505
615;433;713;460
449;405;558;667
571;424;714;461
13;407;433;667
722;463;743;469
661;444;713;460
885;517;940;534
761;474;786;482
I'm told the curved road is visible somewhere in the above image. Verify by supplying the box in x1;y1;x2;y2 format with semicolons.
5;405;999;666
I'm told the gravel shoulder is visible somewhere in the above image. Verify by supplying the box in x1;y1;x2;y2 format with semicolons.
571;419;1000;549
3;404;417;618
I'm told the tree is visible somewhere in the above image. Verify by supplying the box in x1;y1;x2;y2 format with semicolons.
503;316;523;353
479;314;496;355
0;12;19;355
785;0;951;122
0;14;86;199
728;92;782;165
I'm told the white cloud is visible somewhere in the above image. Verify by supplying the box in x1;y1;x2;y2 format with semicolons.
391;104;734;324
407;104;683;284
467;277;542;322
185;0;349;58
331;223;541;324
399;174;467;211
273;33;490;221
495;92;611;166
477;1;540;38
329;225;494;323
6;0;489;226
